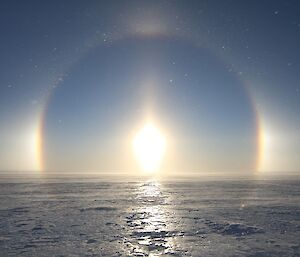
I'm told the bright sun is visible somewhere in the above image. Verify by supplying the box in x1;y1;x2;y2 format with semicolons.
133;123;166;173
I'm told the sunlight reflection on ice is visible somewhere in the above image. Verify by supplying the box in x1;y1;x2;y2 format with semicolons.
124;180;179;256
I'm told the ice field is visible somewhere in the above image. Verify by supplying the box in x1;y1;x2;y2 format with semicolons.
0;177;299;256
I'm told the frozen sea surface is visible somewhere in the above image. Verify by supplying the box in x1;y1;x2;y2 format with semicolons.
0;177;299;256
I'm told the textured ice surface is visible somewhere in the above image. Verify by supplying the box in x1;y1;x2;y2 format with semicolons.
0;177;299;256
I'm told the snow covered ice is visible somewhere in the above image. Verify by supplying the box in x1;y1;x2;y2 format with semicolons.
0;177;299;256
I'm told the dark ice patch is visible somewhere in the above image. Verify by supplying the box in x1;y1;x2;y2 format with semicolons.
1;207;29;213
32;225;43;231
16;223;28;227
246;251;278;257
221;223;264;236
87;239;97;244
23;244;37;248
205;220;264;236
80;206;117;212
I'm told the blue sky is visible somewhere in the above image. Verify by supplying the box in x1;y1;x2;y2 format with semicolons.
0;0;299;174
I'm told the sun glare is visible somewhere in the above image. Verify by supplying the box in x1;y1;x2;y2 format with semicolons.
133;123;166;173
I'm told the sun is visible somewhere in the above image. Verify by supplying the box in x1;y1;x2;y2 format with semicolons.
133;123;166;173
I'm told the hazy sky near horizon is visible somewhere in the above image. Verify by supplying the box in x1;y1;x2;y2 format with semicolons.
0;0;299;175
